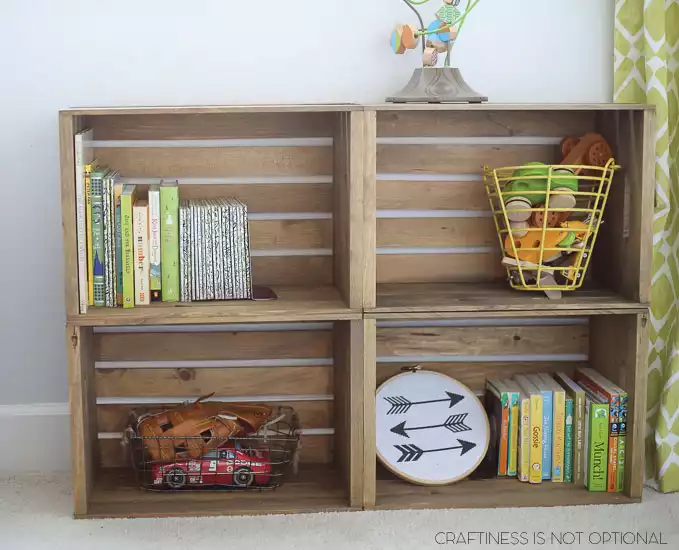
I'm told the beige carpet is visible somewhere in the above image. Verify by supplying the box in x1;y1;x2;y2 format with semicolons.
2;474;678;549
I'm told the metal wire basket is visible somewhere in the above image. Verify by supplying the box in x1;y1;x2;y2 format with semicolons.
484;159;618;294
125;406;300;492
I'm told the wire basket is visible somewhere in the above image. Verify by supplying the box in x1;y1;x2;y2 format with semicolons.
125;406;300;492
484;159;618;293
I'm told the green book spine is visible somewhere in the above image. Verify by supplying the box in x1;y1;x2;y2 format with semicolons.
121;185;136;309
564;397;574;483
587;401;610;492
115;199;123;305
160;182;180;302
90;171;106;307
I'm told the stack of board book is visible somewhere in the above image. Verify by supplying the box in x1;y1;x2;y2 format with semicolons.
483;369;626;492
74;129;253;312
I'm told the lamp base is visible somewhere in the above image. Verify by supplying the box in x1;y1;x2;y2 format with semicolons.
386;67;487;103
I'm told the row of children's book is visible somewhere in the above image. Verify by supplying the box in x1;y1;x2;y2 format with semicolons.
484;368;627;493
74;129;252;312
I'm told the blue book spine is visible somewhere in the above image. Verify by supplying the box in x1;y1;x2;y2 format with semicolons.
541;390;553;480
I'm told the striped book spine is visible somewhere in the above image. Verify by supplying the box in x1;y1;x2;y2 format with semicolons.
89;170;107;307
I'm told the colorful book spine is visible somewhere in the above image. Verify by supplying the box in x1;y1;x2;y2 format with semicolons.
74;129;93;314
618;393;628;493
160;181;180;302
515;375;543;484
133;201;150;305
120;185;136;308
584;393;610;492
540;374;565;483
488;380;511;476
84;163;96;306
564;396;574;483
529;375;552;480
576;369;620;492
554;372;586;485
90;170;107;307
508;390;519;477
528;390;544;484
114;183;123;306
148;185;162;302
518;391;531;482
485;384;506;477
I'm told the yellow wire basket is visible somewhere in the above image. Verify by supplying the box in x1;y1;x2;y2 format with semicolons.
483;159;619;294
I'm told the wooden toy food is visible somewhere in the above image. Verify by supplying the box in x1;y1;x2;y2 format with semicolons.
561;132;614;170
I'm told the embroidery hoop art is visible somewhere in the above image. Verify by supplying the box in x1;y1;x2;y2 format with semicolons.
376;369;490;485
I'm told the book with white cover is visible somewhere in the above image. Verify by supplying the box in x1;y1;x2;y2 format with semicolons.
133;200;150;305
74;128;94;313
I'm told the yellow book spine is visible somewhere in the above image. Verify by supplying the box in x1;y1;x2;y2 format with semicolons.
552;391;566;482
508;399;519;476
518;398;530;482
529;394;543;484
85;169;94;306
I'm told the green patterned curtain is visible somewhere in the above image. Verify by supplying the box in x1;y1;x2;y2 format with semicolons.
614;0;679;493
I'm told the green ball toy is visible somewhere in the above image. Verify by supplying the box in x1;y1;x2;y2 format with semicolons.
504;162;578;206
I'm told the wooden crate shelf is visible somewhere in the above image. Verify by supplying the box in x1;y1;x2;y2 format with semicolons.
86;466;350;519
374;469;639;510
69;286;361;326
369;283;647;318
60;103;653;518
362;312;649;509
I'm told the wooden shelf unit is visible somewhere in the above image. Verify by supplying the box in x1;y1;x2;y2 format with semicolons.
60;103;653;518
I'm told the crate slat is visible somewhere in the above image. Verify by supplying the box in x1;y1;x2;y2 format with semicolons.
90;113;334;140
377;253;504;284
95;330;332;362
377;218;496;248
176;183;332;213
249;219;332;249
377;111;596;138
376;324;589;358
377;144;557;174
377;180;489;211
251;256;332;286
96;366;333;398
95;147;333;177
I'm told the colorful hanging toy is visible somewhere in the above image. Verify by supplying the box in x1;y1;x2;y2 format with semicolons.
391;0;482;67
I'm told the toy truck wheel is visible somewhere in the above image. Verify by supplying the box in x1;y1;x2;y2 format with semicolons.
164;467;187;489
422;47;438;66
233;466;254;487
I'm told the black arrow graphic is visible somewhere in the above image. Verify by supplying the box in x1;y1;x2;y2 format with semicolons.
390;413;472;439
384;391;464;415
394;440;477;462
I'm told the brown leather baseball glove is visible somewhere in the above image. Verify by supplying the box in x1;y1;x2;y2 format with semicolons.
136;396;274;461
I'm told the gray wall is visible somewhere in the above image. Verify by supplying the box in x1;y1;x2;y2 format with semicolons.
0;0;614;405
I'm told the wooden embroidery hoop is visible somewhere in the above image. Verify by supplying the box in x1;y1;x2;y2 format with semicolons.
376;367;490;485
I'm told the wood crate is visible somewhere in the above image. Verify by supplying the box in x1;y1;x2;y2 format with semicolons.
68;320;365;518
60;105;369;326
361;313;649;509
60;103;653;518
364;105;654;317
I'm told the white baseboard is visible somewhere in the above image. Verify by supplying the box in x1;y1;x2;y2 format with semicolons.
0;403;70;473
